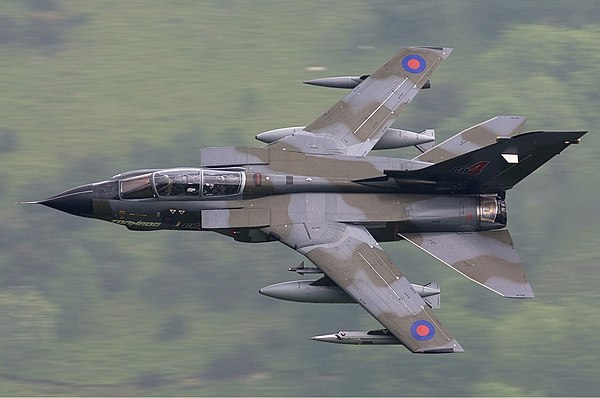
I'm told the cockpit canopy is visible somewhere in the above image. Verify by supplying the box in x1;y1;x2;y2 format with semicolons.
119;168;244;200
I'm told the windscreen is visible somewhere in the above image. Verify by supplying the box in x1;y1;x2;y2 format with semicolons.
120;173;155;199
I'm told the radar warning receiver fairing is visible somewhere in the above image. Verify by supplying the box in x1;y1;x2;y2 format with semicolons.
28;47;586;354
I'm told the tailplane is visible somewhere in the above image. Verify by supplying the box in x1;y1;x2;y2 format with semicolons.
401;230;534;298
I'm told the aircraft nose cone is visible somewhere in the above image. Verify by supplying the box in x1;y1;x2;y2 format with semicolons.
40;184;94;217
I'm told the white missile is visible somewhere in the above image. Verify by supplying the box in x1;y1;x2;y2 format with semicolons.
311;329;403;345
256;126;435;152
259;279;440;309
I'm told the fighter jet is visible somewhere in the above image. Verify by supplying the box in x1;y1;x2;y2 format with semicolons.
29;47;586;353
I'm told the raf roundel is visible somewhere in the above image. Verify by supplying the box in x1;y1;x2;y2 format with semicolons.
402;54;426;74
411;320;435;341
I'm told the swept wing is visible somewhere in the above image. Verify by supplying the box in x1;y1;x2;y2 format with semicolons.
263;221;463;353
268;47;452;157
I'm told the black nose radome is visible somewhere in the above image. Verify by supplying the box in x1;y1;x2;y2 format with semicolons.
40;184;94;217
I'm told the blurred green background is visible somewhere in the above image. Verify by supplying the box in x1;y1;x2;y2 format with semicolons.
1;0;599;395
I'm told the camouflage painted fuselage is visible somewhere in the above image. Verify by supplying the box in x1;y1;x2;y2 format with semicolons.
81;150;506;242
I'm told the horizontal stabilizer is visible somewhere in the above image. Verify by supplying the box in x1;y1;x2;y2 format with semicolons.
401;230;534;298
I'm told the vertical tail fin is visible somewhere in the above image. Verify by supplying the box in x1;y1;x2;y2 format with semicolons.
382;130;586;194
414;116;527;163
